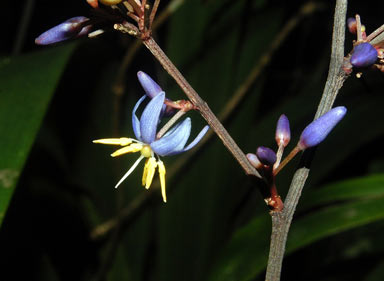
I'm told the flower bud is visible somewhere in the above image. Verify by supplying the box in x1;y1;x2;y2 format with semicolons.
137;71;163;98
298;106;347;150
246;153;262;169
347;18;357;34
275;114;291;147
350;43;378;68
256;146;277;166
35;17;90;45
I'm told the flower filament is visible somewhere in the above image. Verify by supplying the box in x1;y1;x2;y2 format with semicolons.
93;138;167;202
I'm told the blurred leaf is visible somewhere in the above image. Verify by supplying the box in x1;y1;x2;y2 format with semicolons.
208;175;384;281
287;195;384;253
300;174;384;210
0;44;75;225
364;260;384;281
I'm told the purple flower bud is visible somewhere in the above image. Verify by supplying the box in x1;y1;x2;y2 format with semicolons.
256;146;277;166
347;18;357;34
275;114;291;147
298;106;347;150
350;43;378;68
35;17;91;45
246;153;262;169
137;71;163;99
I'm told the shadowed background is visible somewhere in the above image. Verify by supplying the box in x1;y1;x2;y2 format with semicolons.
1;1;384;281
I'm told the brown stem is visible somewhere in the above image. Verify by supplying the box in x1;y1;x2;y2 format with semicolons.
366;23;384;42
149;0;161;29
156;110;186;139
273;146;301;176
265;1;349;280
356;14;362;42
142;36;262;178
91;0;320;242
273;144;284;170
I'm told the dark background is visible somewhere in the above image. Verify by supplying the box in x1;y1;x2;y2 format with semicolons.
1;1;384;280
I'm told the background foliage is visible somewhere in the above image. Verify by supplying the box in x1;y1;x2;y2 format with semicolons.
1;0;384;280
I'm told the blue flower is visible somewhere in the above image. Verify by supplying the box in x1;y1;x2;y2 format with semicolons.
94;92;209;202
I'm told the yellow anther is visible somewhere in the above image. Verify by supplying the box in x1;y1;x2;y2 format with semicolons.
144;157;157;189
93;138;133;146
157;160;167;203
99;0;123;6
142;158;149;186
111;143;143;157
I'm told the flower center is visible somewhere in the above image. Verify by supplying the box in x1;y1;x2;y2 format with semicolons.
141;144;152;158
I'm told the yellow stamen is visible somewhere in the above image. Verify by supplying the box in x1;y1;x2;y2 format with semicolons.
111;143;143;157
142;158;150;186
93;138;133;146
144;157;157;189
158;160;167;203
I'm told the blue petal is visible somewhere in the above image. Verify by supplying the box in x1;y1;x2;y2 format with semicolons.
35;16;90;45
137;71;163;98
183;125;209;152
140;92;165;143
132;95;146;141
298;106;347;149
150;118;192;156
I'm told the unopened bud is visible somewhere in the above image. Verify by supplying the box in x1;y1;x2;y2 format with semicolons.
256;146;277;166
347;18;357;34
298;106;347;150
275;114;291;147
35;17;90;45
246;153;262;169
350;43;378;68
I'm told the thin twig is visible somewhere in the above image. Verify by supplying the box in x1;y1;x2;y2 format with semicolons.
265;1;349;281
90;1;320;240
149;0;161;29
142;36;262;178
156;110;186;139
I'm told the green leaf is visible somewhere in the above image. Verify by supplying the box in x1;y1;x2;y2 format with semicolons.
209;175;384;281
0;44;75;225
300;174;384;210
287;196;384;253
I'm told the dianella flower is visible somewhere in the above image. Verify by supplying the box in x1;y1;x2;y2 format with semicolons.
94;92;209;202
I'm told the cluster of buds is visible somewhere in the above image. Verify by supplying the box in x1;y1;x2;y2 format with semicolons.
35;0;159;45
247;107;347;211
344;15;384;76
